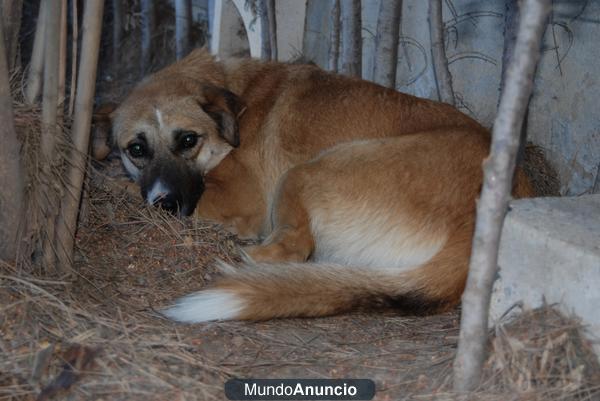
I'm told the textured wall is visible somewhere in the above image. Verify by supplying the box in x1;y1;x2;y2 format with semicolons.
303;0;600;195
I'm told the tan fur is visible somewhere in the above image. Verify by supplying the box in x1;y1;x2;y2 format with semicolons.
112;49;532;321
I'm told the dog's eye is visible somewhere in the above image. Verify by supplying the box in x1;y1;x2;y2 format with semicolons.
180;133;198;149
127;143;146;158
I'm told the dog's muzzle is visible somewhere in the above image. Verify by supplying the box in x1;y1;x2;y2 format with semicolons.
145;180;180;214
140;160;204;217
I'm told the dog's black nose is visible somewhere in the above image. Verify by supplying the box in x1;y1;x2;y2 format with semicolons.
157;195;179;215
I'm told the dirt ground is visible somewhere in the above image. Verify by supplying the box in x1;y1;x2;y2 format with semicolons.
1;153;599;401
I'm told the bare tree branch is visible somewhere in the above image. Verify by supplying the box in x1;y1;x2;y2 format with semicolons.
25;1;46;104
453;0;551;392
58;0;67;117
0;13;24;261
328;0;340;72
372;0;402;87
175;0;191;60
340;0;362;77
56;0;105;272
68;0;78;117
258;0;271;60
267;0;277;60
112;0;123;70
1;0;24;71
40;0;62;270
429;0;455;105
140;0;154;74
500;0;541;166
258;0;277;60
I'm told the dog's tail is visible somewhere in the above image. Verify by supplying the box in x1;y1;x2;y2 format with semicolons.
162;252;468;322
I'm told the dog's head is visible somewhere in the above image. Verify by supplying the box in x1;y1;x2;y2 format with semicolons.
111;55;244;216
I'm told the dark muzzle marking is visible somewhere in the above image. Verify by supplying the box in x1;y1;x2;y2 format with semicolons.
140;158;204;216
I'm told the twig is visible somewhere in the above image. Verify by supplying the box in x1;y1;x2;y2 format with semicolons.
25;1;47;104
372;0;403;87
429;0;455;105
140;0;154;74
174;0;191;60
328;0;340;72
58;0;67;117
267;0;277;61
257;0;276;60
68;0;78;117
339;0;362;77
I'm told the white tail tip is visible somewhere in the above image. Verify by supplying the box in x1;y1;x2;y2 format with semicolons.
162;289;245;323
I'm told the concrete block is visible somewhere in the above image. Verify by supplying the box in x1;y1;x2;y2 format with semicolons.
490;194;600;358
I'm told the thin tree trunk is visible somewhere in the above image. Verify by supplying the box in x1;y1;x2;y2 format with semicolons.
266;0;277;60
55;0;105;272
1;0;23;71
258;0;271;60
68;0;78;117
372;0;402;87
58;0;67;117
500;0;535;166
500;1;520;92
328;0;340;72
340;0;361;77
175;0;191;60
112;0;122;71
428;0;454;105
258;0;277;60
453;0;550;392
40;0;62;270
0;14;24;261
140;0;154;74
25;1;46;104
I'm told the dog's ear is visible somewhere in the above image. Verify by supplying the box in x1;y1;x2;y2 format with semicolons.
92;103;118;160
199;85;245;147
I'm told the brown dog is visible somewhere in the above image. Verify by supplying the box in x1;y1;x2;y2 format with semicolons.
111;49;532;322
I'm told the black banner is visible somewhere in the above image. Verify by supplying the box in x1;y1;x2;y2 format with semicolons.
225;379;376;400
